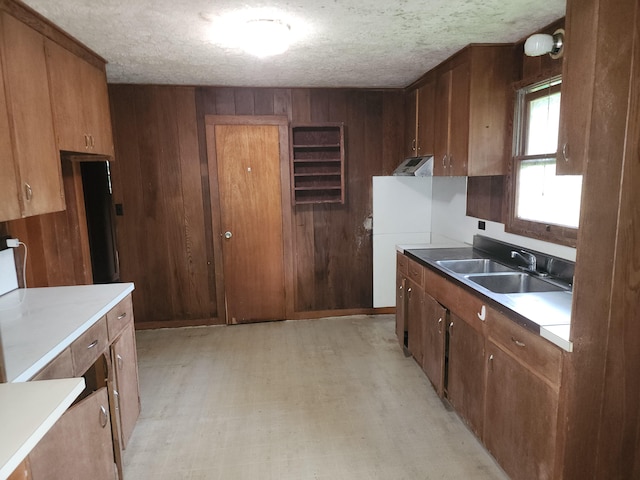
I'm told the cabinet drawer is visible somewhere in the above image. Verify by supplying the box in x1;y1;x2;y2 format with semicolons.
424;267;455;307
407;258;424;287
397;253;408;275
488;310;562;386
71;317;108;376
106;295;133;341
32;347;73;380
451;283;488;335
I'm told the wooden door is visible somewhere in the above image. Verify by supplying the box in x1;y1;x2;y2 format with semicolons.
416;77;436;156
433;69;451;175
404;89;418;157
1;13;64;217
448;61;470;176
484;342;559;480
447;312;485;438
422;292;446;396
407;279;424;366
0;40;20;222
112;323;140;449
395;272;407;348
212;122;286;323
28;387;116;480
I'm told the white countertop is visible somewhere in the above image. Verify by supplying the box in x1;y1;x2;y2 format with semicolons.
0;283;134;382
0;378;85;479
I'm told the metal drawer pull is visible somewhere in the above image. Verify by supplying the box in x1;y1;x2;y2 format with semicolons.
511;337;526;348
24;183;33;201
477;305;486;321
114;390;120;410
117;312;127;320
87;340;99;349
99;405;108;428
117;353;123;370
407;287;412;293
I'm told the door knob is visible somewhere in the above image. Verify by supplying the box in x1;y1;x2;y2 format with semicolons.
224;231;232;239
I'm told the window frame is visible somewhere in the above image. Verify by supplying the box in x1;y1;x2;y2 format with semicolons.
506;76;579;247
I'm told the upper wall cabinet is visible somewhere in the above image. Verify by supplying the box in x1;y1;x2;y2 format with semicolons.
433;45;516;177
46;39;115;157
556;0;597;175
0;12;65;220
404;74;436;158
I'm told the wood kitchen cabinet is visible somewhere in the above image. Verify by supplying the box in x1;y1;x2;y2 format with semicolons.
446;311;486;438
45;39;115;157
396;251;565;478
421;291;446;396
406;278;424;366
0;47;20;221
0;12;65;221
28;387;116;480
111;322;141;449
433;45;515;177
396;267;408;349
556;0;597;175
404;74;436;158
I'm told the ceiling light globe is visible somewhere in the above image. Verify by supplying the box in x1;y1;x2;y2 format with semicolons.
524;33;555;57
241;19;291;57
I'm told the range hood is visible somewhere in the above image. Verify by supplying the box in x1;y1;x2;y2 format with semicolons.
392;155;433;176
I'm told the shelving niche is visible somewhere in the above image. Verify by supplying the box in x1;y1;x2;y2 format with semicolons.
290;123;345;205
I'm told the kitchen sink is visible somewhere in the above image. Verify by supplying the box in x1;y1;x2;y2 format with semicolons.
465;272;565;294
436;258;516;274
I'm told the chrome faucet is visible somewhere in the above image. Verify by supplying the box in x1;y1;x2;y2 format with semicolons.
511;250;537;273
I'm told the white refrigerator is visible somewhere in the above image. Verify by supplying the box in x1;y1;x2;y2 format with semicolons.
372;176;433;308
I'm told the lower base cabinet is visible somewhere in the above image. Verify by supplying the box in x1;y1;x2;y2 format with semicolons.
112;322;141;449
421;292;446;396
28;387;116;480
446;312;486;438
397;253;563;480
484;341;560;480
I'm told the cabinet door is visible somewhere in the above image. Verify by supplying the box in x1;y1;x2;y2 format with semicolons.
416;78;435;156
404;89;418;157
433;69;451;175
0;44;20;221
484;342;559;480
81;59;115;157
396;272;407;348
112;323;141;449
556;0;597;175
1;13;64;217
421;292;446;396
448;61;470;176
46;40;115;157
28;387;116;480
45;39;87;153
406;279;424;366
447;312;485;437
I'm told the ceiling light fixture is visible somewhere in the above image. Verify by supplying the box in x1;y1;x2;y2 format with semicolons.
240;19;291;57
524;29;565;58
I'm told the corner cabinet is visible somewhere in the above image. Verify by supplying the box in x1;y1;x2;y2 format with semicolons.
0;12;65;220
290;123;345;205
433;45;515;177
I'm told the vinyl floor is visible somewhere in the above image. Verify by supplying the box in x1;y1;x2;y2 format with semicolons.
123;315;508;479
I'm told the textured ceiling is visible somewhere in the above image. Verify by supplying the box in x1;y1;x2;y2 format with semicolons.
22;0;565;88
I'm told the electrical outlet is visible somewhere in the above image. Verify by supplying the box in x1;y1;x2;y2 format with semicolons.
478;221;486;230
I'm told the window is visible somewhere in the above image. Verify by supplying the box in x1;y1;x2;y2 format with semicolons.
509;76;582;245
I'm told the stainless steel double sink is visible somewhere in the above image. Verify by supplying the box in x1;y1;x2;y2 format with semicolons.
435;259;568;294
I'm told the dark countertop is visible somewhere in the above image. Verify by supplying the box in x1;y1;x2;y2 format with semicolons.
403;246;573;352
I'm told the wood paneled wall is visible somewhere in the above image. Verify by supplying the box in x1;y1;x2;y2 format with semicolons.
108;85;404;325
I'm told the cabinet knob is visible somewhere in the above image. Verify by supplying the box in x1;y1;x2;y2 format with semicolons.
99;405;108;428
117;312;127;320
411;138;416;151
24;183;33;201
511;337;526;348
407;287;412;293
224;231;232;239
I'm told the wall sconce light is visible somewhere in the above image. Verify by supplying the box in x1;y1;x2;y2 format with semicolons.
524;28;565;58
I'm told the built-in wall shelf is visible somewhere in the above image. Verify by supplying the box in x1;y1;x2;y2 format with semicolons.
290;123;345;205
